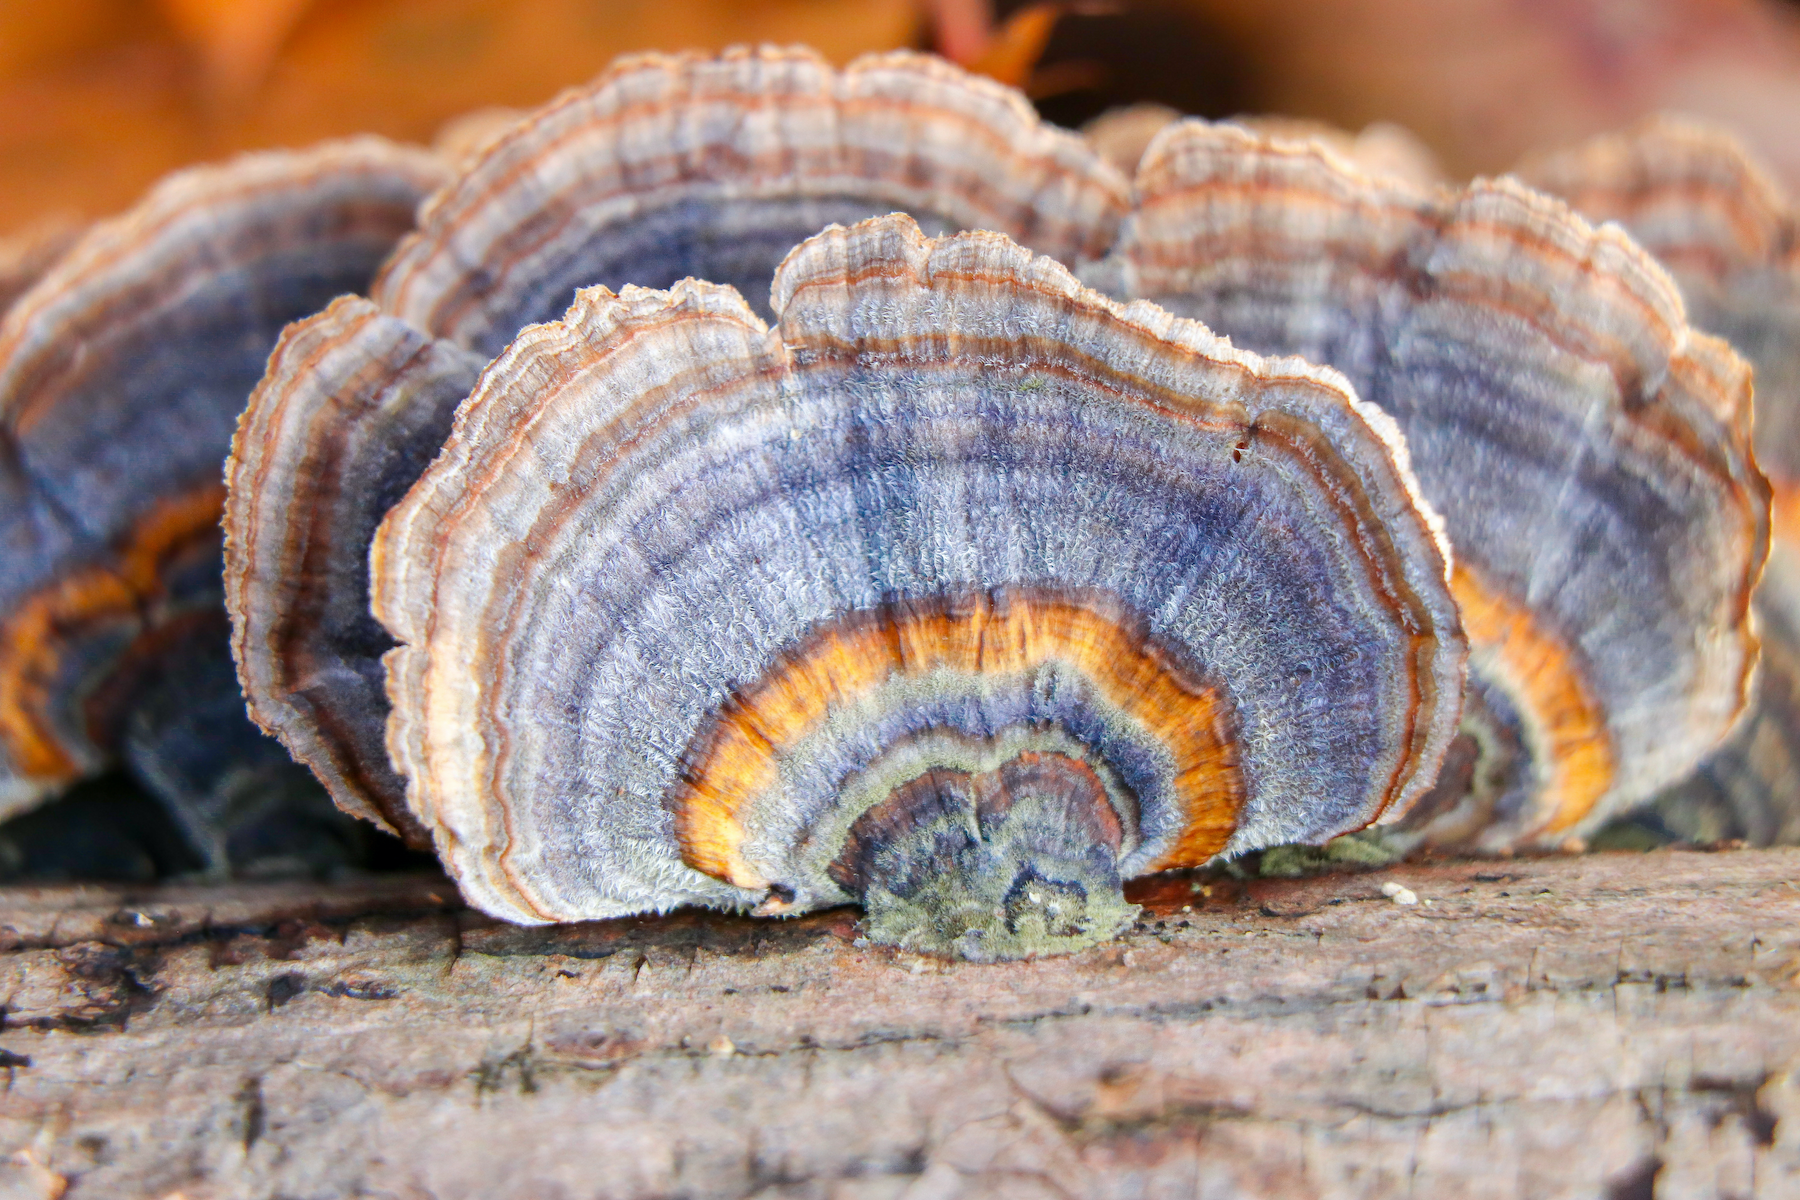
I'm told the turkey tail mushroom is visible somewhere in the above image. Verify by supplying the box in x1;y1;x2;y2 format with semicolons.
1518;116;1800;845
224;298;484;846
1087;120;1769;850
226;45;1129;849
0;138;448;865
366;214;1465;958
1515;116;1800;497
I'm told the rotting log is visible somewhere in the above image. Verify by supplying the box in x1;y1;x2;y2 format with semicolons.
0;849;1797;1199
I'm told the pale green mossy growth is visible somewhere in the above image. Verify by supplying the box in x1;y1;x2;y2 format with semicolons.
1254;829;1408;878
844;771;1140;962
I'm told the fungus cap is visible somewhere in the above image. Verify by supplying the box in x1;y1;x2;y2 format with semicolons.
1089;119;1769;848
0;138;448;818
369;213;1464;957
0;216;87;316
230;45;1133;843
371;44;1131;356
1518;117;1800;840
1516;116;1800;488
225;296;484;844
1082;106;1443;188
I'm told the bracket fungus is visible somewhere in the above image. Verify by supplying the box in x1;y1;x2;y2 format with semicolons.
1517;117;1800;507
364;214;1464;958
370;45;1131;357
226;297;485;845
1518;117;1800;841
216;48;1773;942
0;138;447;860
228;45;1124;851
1086;120;1769;849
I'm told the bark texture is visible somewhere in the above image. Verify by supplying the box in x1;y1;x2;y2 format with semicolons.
0;849;1797;1199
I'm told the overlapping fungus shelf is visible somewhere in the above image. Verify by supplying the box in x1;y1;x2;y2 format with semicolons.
1517;116;1800;498
372;44;1132;356
226;46;1132;846
1519;117;1800;842
0;138;447;825
219;48;1782;949
226;298;485;844
1086;118;1769;850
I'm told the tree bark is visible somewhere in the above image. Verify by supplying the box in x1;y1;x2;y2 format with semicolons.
0;848;1797;1199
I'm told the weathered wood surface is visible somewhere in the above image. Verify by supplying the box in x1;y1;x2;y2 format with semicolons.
0;849;1796;1199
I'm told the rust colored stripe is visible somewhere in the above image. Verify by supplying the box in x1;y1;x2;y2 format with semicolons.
1452;564;1615;835
0;483;226;784
671;590;1245;888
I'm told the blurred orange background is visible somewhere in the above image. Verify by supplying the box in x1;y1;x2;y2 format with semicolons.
6;0;1800;237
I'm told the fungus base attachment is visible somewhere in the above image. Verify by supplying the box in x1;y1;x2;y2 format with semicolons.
829;752;1139;960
